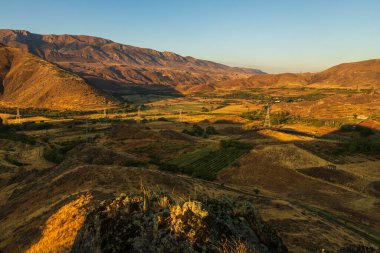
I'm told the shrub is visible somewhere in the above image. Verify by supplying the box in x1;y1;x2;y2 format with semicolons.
192;125;205;136
182;124;205;137
159;163;180;172
205;126;217;135
123;159;145;167
44;148;65;163
149;154;161;165
201;107;209;112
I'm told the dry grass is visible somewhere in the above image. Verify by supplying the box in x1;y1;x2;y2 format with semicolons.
25;194;92;253
216;237;256;253
258;129;313;142
279;124;338;136
218;143;380;234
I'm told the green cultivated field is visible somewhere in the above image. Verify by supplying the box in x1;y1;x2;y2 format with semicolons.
162;140;252;180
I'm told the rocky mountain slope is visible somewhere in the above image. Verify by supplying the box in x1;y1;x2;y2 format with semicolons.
218;59;380;90
0;29;264;91
0;44;114;110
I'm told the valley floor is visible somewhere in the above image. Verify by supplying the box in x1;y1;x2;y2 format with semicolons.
0;87;380;252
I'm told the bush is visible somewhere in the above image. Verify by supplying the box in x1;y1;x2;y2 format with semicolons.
182;124;206;137
201;107;209;112
205;126;217;135
44;148;65;164
159;163;180;172
149;154;161;165
123;159;145;167
192;125;205;136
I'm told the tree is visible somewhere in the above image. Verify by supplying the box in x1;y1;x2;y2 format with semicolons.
0;117;3;132
192;124;205;137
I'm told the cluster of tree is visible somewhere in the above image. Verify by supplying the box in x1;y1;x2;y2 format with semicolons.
340;125;375;137
0;120;36;145
344;138;380;155
220;92;266;100
284;93;325;103
0;119;54;133
182;124;217;138
0;107;93;118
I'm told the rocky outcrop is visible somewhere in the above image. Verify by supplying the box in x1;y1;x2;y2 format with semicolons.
71;192;288;253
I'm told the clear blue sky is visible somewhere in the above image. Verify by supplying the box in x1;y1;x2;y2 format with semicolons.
1;0;379;73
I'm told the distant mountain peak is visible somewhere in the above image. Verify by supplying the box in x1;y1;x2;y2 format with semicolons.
217;58;380;89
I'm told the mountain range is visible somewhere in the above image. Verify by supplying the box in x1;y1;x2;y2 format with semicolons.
0;29;263;86
218;59;380;90
0;29;379;109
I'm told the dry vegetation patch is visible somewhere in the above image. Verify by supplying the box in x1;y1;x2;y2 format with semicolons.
26;194;92;253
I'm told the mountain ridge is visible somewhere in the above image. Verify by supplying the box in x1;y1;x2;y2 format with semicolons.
0;29;265;90
217;59;380;90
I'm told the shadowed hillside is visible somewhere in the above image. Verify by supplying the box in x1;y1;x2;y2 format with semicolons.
0;44;115;110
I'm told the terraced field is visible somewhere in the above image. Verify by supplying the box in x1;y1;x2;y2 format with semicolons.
165;141;251;180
